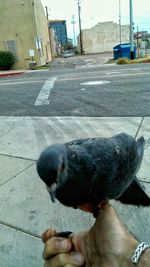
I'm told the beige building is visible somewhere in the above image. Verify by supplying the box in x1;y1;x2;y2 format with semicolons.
0;0;52;69
49;27;61;58
81;21;130;54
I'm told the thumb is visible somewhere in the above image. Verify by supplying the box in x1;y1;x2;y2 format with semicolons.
42;228;57;243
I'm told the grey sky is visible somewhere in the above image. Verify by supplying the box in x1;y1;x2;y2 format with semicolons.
41;0;150;39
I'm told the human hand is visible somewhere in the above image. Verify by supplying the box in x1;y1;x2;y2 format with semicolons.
42;229;85;267
42;204;143;267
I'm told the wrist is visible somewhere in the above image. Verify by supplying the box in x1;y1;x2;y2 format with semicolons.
131;242;150;264
120;235;138;267
125;238;150;267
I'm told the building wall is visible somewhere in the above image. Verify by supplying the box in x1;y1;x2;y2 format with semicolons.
81;21;130;54
0;0;52;69
33;0;52;65
49;20;68;46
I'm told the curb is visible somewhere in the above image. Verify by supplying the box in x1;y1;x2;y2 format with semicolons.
0;72;25;77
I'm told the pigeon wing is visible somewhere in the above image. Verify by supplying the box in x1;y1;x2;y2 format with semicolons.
56;144;94;207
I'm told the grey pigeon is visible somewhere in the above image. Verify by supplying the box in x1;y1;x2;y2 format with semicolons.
37;133;150;216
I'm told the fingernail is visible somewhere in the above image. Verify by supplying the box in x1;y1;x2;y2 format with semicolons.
57;240;70;250
72;253;84;264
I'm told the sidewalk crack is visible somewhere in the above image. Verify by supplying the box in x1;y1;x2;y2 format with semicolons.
0;162;35;188
0;152;36;162
0;121;16;139
0;220;41;239
135;117;144;139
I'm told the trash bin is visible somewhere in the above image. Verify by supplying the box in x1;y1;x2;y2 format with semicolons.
114;48;120;60
113;43;136;60
29;61;36;70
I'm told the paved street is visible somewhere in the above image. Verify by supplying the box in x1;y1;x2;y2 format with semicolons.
0;55;150;116
0;116;150;267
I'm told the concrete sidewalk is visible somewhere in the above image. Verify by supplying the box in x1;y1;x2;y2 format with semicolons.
0;116;149;267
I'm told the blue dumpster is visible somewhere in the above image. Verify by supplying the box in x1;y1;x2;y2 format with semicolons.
113;43;136;60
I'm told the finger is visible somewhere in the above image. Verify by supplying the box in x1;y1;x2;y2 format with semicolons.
44;252;84;267
42;229;57;243
43;237;72;260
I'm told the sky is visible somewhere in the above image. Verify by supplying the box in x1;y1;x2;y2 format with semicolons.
41;0;150;42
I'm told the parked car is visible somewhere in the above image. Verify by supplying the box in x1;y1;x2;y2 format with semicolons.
61;50;75;58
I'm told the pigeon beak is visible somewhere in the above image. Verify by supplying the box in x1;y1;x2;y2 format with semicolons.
50;190;56;203
46;183;57;203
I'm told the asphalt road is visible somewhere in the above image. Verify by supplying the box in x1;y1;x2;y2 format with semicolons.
0;58;150;116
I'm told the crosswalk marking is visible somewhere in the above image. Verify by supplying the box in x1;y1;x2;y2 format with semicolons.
34;77;57;106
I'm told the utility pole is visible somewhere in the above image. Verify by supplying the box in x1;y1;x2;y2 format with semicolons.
45;6;53;60
136;26;139;47
71;15;76;46
77;0;83;54
119;0;122;44
32;0;41;65
129;0;134;59
136;26;140;58
45;6;49;20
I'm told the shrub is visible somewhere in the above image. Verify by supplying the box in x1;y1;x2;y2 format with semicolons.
117;57;130;64
141;58;150;63
0;51;15;70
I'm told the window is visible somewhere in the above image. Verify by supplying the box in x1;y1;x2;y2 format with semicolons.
4;40;18;61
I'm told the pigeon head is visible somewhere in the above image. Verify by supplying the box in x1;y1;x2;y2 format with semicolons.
36;144;67;202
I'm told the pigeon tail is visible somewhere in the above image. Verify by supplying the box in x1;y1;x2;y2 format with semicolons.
117;177;150;206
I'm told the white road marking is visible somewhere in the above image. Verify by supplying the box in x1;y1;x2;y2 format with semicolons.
34;77;57;106
57;70;149;81
107;71;121;75
80;80;111;86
